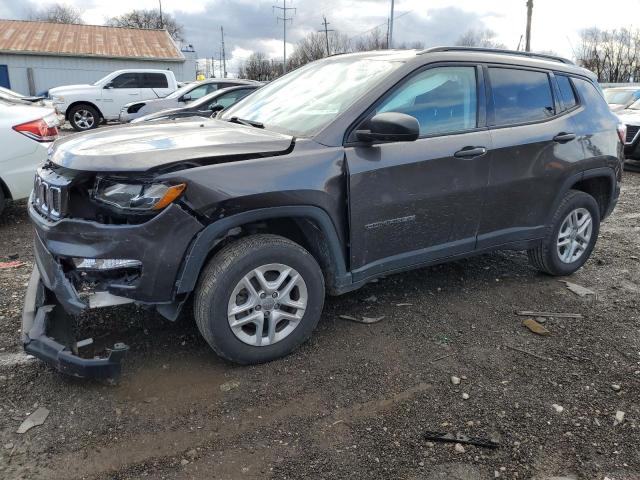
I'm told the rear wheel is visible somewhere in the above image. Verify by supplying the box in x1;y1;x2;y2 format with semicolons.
68;104;100;131
528;190;600;275
194;234;325;364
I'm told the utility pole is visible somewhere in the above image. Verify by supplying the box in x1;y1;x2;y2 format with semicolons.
318;16;335;56
158;0;163;29
388;0;395;48
273;0;296;74
221;26;227;78
525;0;533;52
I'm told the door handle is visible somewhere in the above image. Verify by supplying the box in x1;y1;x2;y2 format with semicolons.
553;132;576;143
454;146;487;159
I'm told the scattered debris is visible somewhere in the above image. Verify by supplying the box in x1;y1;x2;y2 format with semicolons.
0;260;25;269
219;380;240;392
363;295;378;303
423;431;500;449
454;443;466;453
535;316;547;324
16;407;49;434
516;311;583;319
462;393;470;400
451;376;461;385
505;345;550;361
560;281;596;298
552;404;564;413
180;459;190;466
611;384;621;392
340;314;385;324
396;303;413;307
522;318;551;336
614;411;625;426
430;353;454;363
4;442;14;450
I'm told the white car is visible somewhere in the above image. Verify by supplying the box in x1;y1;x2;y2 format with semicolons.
119;78;259;123
603;86;640;112
49;69;178;132
0;98;59;214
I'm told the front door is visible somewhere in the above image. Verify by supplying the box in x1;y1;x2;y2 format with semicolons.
103;72;142;118
345;65;492;280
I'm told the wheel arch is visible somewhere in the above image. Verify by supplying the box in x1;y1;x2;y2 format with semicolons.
550;167;617;223
0;176;12;200
175;206;351;297
65;101;103;121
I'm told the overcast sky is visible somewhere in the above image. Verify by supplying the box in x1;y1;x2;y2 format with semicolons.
1;0;638;74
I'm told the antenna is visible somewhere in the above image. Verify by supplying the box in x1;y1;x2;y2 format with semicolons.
273;0;296;74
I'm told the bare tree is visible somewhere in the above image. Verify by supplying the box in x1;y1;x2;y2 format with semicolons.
288;31;351;69
238;52;283;81
29;4;84;24
455;28;506;49
107;9;184;41
575;27;640;82
352;27;388;52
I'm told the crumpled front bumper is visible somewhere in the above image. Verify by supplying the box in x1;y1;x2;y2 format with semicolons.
22;268;129;379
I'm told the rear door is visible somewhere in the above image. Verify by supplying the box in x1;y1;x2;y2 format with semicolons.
141;72;171;99
478;66;584;248
103;72;142;118
345;64;492;280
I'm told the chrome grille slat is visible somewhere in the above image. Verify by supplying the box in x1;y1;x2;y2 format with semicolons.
32;168;70;220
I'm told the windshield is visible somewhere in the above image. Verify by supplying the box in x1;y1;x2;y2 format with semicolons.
628;99;640;110
166;82;199;99
604;89;638;105
92;73;113;86
220;58;403;136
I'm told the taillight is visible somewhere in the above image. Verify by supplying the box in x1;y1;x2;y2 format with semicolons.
617;123;627;144
13;116;58;142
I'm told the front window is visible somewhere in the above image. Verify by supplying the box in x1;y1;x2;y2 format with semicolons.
220;58;403;136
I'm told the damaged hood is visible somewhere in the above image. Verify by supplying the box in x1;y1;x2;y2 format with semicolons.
49;119;294;172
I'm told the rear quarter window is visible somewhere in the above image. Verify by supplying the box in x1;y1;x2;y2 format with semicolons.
489;68;555;126
556;75;578;110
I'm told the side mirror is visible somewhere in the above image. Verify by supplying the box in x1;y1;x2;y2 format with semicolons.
210;104;224;113
181;95;192;102
104;82;114;89
355;112;420;143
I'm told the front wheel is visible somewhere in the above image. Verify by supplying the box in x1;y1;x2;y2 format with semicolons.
528;190;600;276
68;104;100;131
194;234;325;364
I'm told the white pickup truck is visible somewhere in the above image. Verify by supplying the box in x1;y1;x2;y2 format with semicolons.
49;69;178;131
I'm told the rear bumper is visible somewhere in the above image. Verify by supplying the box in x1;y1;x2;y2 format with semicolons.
22;268;129;379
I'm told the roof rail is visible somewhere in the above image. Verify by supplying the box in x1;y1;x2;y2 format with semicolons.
418;46;574;65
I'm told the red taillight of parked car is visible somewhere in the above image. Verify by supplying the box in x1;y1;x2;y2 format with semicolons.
617;123;627;144
13;117;58;142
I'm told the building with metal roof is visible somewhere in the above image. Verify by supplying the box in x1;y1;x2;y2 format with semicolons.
0;20;197;95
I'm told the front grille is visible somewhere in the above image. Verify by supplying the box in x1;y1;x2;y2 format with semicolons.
32;168;70;220
626;124;640;144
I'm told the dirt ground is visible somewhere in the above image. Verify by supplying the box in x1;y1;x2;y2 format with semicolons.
0;169;639;480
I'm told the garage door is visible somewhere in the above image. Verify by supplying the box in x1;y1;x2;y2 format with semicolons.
0;65;9;89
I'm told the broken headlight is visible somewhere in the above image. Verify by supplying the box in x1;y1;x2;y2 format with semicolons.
93;178;186;211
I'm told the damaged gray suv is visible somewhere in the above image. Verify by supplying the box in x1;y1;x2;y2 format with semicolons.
23;47;624;379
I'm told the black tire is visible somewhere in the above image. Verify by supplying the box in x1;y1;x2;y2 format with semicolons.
528;189;600;275
0;186;5;216
194;234;325;364
68;104;100;131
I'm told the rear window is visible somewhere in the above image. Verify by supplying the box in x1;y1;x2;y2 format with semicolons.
142;73;168;88
489;68;555;126
556;75;578;110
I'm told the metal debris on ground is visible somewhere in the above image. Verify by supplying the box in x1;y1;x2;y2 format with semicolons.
16;407;50;434
516;311;583;319
339;314;385;324
423;431;500;449
0;260;25;269
522;318;551;336
559;281;596;298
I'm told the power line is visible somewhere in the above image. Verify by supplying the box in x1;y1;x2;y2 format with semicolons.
273;0;296;74
318;15;335;56
347;10;411;41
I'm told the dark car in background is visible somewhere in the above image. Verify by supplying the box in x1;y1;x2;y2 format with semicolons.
23;47;623;379
130;85;259;123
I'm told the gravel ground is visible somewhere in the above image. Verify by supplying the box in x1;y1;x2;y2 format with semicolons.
0;169;639;480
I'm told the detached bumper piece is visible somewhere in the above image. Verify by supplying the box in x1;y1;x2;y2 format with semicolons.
22;268;129;380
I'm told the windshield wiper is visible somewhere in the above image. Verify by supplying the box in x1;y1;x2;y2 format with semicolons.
227;116;264;129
